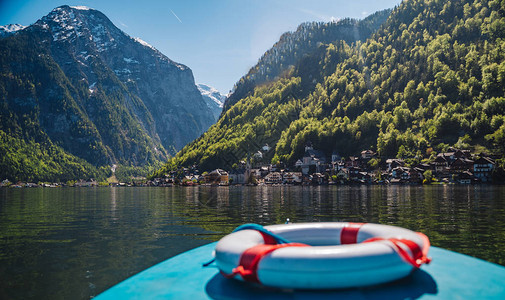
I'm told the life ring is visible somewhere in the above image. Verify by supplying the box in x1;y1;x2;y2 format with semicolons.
214;222;431;289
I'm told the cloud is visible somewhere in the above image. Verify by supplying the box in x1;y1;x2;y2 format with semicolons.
119;21;128;28
170;9;183;24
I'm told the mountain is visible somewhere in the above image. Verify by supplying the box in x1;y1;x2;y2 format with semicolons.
223;9;391;112
0;5;215;181
197;83;225;121
154;0;505;176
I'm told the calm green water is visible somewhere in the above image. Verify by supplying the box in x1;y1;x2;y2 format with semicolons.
0;185;504;299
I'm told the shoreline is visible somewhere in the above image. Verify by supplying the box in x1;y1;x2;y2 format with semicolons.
2;182;502;188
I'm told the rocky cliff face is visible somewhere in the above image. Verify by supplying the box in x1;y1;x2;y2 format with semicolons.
1;5;215;169
36;5;214;153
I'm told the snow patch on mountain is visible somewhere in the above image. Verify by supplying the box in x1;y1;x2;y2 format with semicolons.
36;5;118;53
123;57;140;64
70;6;91;10
197;84;225;122
134;37;156;50
0;24;27;37
197;84;225;107
45;7;81;41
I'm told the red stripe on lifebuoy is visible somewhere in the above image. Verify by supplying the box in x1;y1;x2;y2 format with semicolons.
416;232;431;258
363;237;431;268
260;231;278;245
340;223;365;244
222;243;308;284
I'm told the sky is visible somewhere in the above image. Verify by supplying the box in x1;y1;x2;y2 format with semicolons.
0;0;402;94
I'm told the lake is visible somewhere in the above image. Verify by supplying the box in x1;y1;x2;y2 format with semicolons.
1;185;504;299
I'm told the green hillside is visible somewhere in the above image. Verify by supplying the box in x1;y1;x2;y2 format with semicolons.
0;129;110;182
0;31;163;182
155;0;505;176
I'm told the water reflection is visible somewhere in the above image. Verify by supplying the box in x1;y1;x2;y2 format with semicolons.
0;185;504;299
110;187;117;222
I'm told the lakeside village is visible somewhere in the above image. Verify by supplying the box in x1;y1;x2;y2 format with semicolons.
1;143;499;188
149;143;499;187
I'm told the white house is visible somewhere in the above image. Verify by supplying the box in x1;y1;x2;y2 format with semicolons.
265;172;283;184
283;172;302;184
473;157;495;182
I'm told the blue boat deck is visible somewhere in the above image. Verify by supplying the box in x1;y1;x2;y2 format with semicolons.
96;242;505;299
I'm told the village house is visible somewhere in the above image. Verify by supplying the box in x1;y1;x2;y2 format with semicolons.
409;168;424;184
432;156;449;174
283;172;302;184
345;156;361;168
148;173;176;186
300;143;326;175
415;163;431;172
204;169;229;185
450;158;474;173
473;156;495;182
392;167;411;181
438;148;472;163
186;174;201;182
361;150;376;160
228;169;249;184
264;172;283;184
453;171;474;184
182;174;201;185
386;159;404;172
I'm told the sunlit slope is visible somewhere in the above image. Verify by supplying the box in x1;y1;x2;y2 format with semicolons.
156;0;505;175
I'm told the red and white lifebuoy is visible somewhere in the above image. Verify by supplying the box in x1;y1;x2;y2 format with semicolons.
214;222;431;289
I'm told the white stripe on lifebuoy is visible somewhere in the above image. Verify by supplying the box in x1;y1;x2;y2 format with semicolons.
214;222;430;289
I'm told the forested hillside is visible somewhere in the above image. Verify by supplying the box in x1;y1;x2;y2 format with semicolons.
155;0;505;176
224;9;391;111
